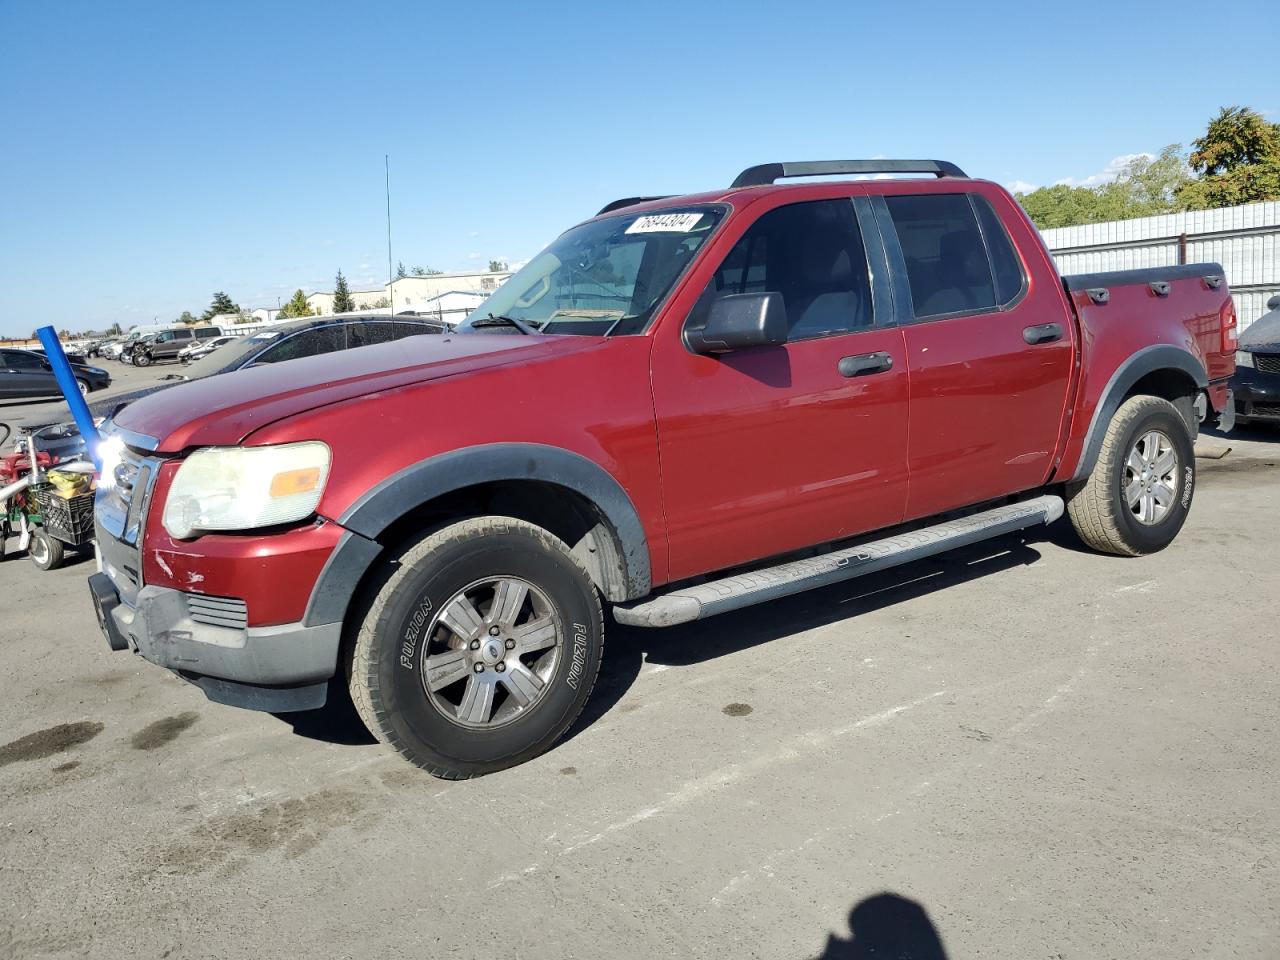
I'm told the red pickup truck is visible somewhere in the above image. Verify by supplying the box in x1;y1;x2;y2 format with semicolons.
89;159;1236;777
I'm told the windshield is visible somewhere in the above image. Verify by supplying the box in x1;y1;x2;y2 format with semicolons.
457;205;725;337
181;331;276;379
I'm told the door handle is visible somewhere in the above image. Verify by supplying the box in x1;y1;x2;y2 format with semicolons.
838;351;893;377
1023;322;1063;345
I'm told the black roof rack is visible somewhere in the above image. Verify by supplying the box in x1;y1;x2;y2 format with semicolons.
597;195;674;216
730;159;967;189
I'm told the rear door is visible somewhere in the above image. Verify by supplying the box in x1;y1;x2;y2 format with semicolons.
0;350;58;398
878;190;1075;519
651;197;910;581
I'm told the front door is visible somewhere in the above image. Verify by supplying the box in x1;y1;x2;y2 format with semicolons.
878;190;1075;519
651;196;910;582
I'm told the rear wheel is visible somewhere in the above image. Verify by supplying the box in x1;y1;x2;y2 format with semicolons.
1066;395;1195;556
347;516;603;778
28;530;65;570
76;378;89;397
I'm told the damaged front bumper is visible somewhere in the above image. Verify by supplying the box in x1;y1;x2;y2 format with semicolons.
89;571;340;712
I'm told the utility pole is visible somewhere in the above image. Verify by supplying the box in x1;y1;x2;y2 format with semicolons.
385;155;394;312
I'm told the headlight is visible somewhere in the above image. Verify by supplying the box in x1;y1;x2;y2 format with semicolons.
162;442;330;539
1236;350;1254;368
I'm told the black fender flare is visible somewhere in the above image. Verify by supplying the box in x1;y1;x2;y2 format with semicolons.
302;443;651;627
1067;344;1207;482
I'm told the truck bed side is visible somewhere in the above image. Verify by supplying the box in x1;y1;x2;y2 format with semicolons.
1052;263;1235;482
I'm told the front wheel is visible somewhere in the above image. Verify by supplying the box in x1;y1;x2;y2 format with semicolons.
28;530;65;570
1066;395;1195;556
347;516;604;778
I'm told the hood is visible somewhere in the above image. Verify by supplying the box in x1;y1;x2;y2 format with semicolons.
1240;308;1280;352
113;333;600;452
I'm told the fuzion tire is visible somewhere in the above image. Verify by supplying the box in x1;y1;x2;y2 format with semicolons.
347;516;604;778
1066;394;1195;556
28;530;65;571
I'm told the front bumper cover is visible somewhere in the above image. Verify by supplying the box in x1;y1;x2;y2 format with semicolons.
89;571;340;712
1232;367;1280;420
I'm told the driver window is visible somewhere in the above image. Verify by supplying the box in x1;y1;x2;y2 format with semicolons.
688;199;875;342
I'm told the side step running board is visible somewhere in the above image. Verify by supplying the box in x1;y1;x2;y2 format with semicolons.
614;495;1065;628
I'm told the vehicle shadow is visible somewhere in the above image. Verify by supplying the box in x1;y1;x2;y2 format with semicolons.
812;892;949;959
565;532;1044;742
281;532;1043;752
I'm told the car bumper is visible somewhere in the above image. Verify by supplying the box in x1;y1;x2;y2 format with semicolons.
88;571;340;712
1232;367;1280;421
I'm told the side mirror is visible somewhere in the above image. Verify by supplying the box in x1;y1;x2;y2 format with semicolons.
686;291;788;354
1267;294;1280;311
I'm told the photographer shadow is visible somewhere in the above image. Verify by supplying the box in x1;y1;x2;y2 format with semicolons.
815;892;948;959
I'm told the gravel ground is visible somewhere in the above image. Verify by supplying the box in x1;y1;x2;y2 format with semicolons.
1;417;1277;960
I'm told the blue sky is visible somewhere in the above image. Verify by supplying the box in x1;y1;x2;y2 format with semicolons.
1;0;1276;336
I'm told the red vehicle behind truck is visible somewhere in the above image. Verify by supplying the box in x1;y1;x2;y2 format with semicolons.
89;159;1236;777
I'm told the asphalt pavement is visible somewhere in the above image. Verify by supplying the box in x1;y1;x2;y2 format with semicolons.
1;393;1278;959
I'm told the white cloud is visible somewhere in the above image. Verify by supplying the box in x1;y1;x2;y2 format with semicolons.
467;252;481;259
1054;152;1153;188
1004;179;1038;194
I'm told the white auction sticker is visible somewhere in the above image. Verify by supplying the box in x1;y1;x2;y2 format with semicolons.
625;212;704;234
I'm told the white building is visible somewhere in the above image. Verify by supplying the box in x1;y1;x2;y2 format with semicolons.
304;270;512;317
307;288;388;316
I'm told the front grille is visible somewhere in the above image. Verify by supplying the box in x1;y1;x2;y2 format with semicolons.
1255;353;1280;375
94;428;164;608
96;445;153;546
187;595;249;629
1252;402;1280;418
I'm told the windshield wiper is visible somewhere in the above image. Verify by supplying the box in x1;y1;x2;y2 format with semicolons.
470;313;538;335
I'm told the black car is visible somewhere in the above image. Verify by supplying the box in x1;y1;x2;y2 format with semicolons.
1233;294;1280;428
0;348;111;400
90;314;444;416
30;346;89;366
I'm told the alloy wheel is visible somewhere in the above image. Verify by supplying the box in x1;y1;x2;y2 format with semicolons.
1124;429;1179;525
419;577;561;729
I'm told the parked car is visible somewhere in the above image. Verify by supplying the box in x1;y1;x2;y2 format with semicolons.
130;326;224;367
178;334;239;363
88;315;444;417
86;338;117;358
89;158;1236;778
1232;293;1280;427
30;346;89;366
1;348;110;399
99;338;129;360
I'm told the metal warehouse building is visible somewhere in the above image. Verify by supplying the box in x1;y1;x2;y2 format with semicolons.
1041;201;1280;331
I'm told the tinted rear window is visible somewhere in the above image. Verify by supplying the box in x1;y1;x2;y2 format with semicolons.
885;193;1023;319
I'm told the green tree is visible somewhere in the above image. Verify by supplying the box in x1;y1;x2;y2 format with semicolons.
279;289;314;319
107;322;122;336
1113;145;1193;213
410;264;443;276
177;310;198;325
333;270;354;313
488;259;508;272
1017;147;1192;229
395;260;408;280
1178;106;1280;210
202;291;239;321
370;296;391;309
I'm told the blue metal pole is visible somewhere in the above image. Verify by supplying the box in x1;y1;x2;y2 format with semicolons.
35;325;102;468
